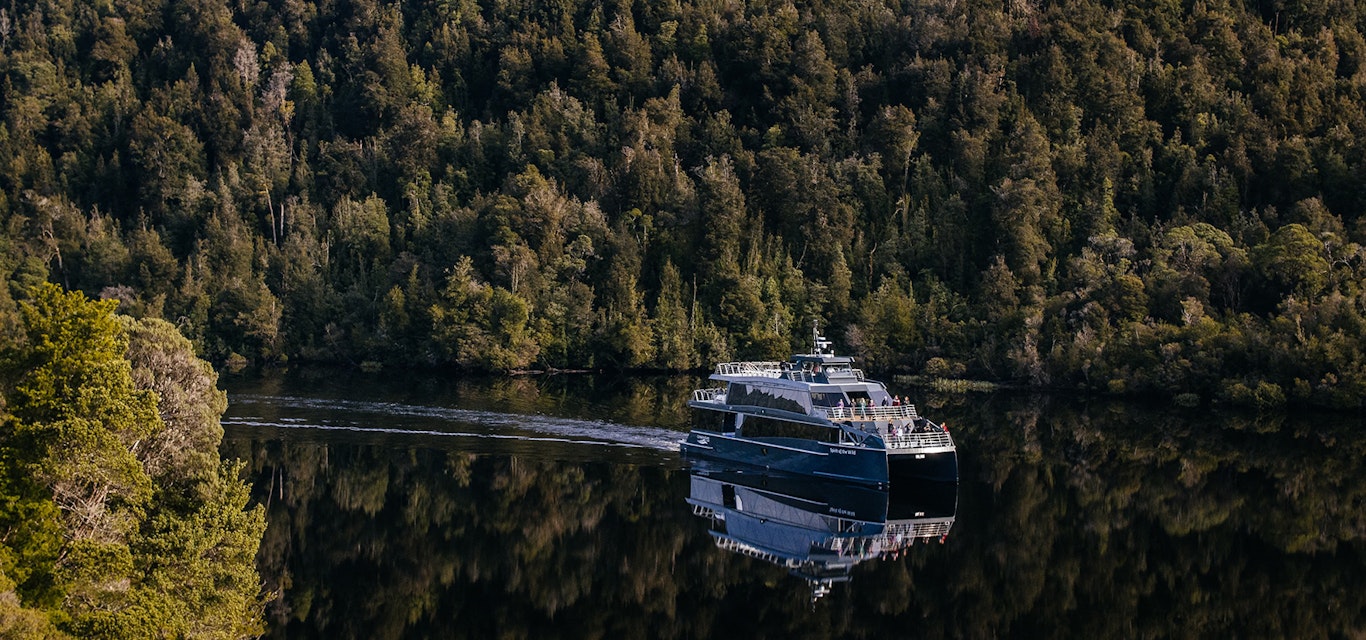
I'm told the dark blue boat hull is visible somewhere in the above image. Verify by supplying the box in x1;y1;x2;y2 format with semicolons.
889;449;959;484
682;429;957;487
682;430;890;486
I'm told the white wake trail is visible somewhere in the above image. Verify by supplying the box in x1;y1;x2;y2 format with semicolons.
225;394;684;452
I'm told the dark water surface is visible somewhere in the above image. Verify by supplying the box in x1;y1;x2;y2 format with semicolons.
220;368;1366;639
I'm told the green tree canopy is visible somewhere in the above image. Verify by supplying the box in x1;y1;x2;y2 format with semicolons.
0;285;265;638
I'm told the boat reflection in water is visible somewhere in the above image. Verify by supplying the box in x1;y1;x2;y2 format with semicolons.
686;460;957;601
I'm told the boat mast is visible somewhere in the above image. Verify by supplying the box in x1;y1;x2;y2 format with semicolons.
812;320;832;356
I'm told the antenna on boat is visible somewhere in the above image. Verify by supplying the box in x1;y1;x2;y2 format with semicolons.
812;320;832;356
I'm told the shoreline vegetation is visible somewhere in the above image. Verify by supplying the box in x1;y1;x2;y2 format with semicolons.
1;0;1364;410
0;284;266;639
895;376;1004;394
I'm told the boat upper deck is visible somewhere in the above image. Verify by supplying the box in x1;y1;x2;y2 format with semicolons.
692;386;918;418
712;359;866;384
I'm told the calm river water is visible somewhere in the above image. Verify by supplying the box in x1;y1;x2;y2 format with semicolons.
219;368;1366;639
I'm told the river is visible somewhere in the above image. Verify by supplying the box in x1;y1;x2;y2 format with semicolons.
219;367;1366;638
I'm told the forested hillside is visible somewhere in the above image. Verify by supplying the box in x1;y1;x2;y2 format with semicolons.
1;0;1363;407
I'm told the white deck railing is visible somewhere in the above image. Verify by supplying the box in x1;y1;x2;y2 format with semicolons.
715;361;785;377
882;430;954;451
821;405;920;421
692;387;727;403
713;362;866;382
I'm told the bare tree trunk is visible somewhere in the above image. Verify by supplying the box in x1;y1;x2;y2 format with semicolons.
267;192;278;245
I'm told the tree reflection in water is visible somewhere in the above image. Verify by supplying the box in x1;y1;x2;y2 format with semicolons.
220;371;1366;638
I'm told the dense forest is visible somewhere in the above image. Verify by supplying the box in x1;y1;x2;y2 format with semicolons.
1;0;1364;407
0;285;265;638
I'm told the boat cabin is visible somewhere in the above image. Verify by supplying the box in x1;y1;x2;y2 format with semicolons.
789;354;862;383
718;356;895;417
693;325;912;435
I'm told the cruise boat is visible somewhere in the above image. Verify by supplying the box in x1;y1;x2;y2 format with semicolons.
686;461;957;601
681;328;958;487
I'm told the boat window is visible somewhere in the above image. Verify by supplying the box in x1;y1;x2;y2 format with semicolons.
740;416;839;443
691;409;734;432
809;392;846;407
726;383;809;414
